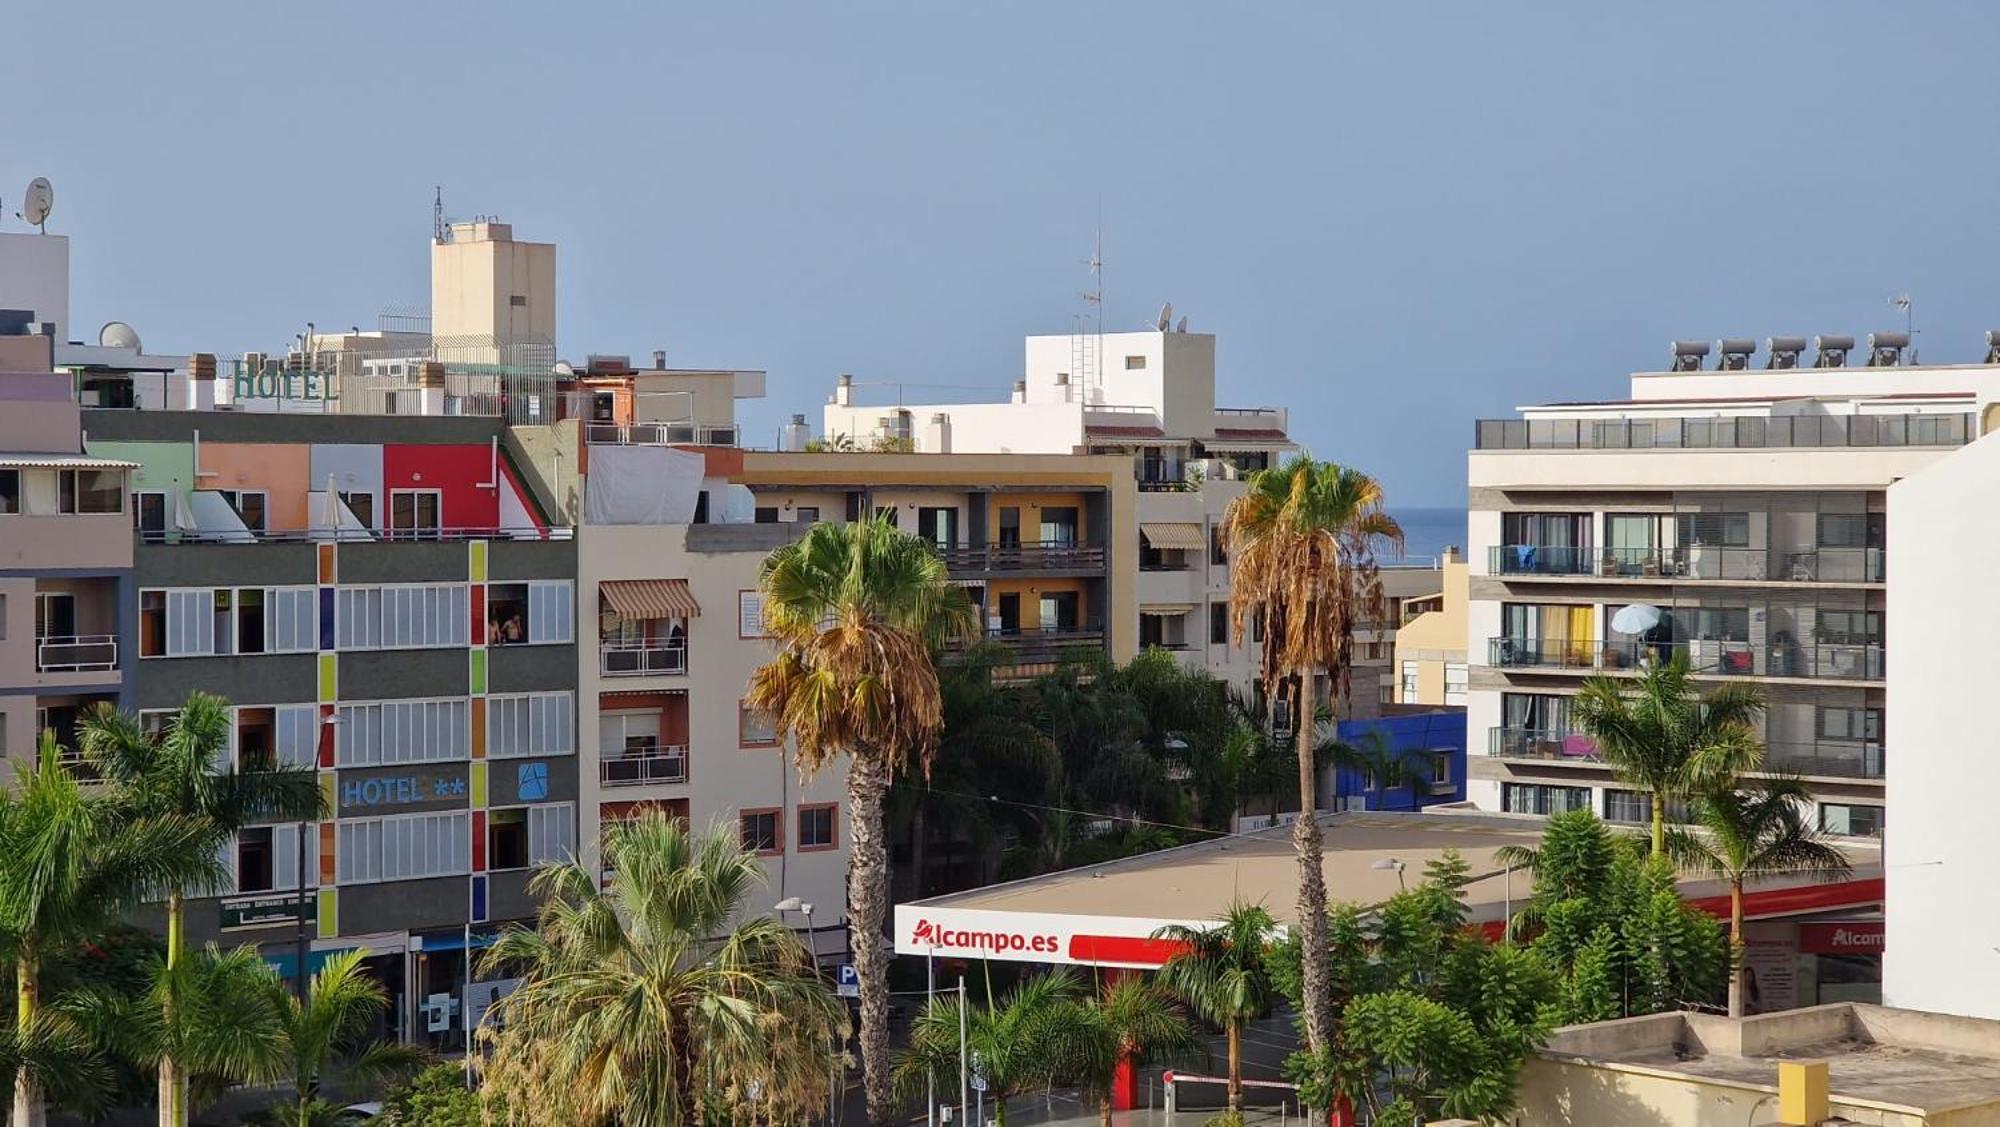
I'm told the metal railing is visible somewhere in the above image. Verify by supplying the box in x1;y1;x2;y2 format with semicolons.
1487;636;1885;682
1475;412;1973;451
952;624;1108;664
1488;727;1599;760
139;525;573;544
599;639;689;677
1488;544;1884;583
1764;741;1885;781
599;744;690;787
585;422;741;447
36;634;119;673
931;541;1106;572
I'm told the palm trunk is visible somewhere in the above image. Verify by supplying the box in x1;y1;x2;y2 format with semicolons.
1292;673;1332;1055
13;946;42;1127
1650;792;1667;857
849;751;895;1125
1098;1096;1113;1127
160;889;185;1127
1727;877;1746;1018
1226;1019;1243;1112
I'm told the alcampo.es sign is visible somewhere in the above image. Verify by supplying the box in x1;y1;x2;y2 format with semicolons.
908;917;1060;956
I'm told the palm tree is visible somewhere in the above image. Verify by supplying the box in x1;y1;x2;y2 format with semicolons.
894;970;1083;1127
78;694;324;1127
1218;455;1402;1054
0;736;215;1127
251;951;426;1126
1667;778;1852;1017
1063;977;1202;1126
478;813;844;1125
1154;902;1281;1113
746;516;976;1123
1571;656;1765;856
1327;725;1427;812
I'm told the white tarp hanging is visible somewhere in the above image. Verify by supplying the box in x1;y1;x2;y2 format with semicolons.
585;445;706;526
189;491;256;542
719;483;757;524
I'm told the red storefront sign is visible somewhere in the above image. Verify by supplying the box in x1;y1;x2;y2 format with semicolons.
1798;920;1885;956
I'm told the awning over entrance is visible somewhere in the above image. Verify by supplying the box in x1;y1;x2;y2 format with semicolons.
1140;604;1198;617
1139;522;1207;551
601;578;701;619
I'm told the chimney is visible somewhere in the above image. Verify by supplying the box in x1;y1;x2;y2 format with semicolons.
780;413;812;452
1055;372;1072;403
189;353;217;411
926;412;952;453
652;349;666;370
418;361;447;416
835;373;854;407
1012;379;1028;405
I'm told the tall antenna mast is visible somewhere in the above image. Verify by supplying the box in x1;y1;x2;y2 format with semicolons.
433;186;448;244
1074;218;1104;400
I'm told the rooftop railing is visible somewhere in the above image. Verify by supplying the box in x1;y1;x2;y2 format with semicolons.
1486;636;1885;682
139;525;573;544
585;422;741;447
1488;544;1885;584
599;639;688;677
1475;412;1973;451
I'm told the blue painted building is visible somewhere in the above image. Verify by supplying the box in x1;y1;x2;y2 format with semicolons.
1329;709;1467;812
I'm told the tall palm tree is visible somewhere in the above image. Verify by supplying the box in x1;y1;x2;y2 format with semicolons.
746;516;976;1123
1063;976;1202;1127
0;736;215;1127
479;813;845;1125
78;694;324;1127
1667;778;1852;1017
1154;902;1281;1113
1571;656;1765;856
894;970;1082;1127
1327;725;1427;812
251;950;426;1126
1218;456;1402;1054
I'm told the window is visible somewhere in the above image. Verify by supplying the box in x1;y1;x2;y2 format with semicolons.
755;507;780;524
133;491;168;535
1251;610;1264;644
161;589;215;657
1676;512;1750;548
1501;783;1591;816
218;490;267;534
529;803;574;864
798;805;837;851
1818;706;1883;742
1444;663;1468;706
1429;753;1453;786
0;469;16;514
997;507;1021;548
389;489;442;538
1038;507;1079;547
528;581;573;643
334;698;471;766
509;294;528;307
738;591;767;638
1604;790;1650;825
693;492;710;524
58;470;122;515
739;704;779;748
1210;525;1227;566
235;826;276;892
338;491;374;528
274;706;317;769
917;506;959;548
337;584;470;650
1124;355;1147;370
229;824;309;894
1209;603;1228;645
486;693;575;758
739;809;781;855
1816;611;1882;646
795;506;820;524
487;809;529;870
266;588;317;653
1820;803;1884;837
1686;607;1750;641
1400;661;1419;701
336;811;471;884
1818;513;1882;549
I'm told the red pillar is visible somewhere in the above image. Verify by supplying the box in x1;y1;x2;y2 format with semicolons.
1106;968;1139;1110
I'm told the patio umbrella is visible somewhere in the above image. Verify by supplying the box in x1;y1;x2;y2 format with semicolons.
1611;603;1663;635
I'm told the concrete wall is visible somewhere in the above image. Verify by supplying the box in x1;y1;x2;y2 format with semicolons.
1518;1055;1933;1127
431;223;556;353
821;400;1085;454
0;233;69;345
1884;433;2000;1018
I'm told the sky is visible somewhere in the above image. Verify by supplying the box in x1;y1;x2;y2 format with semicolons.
8;2;1998;504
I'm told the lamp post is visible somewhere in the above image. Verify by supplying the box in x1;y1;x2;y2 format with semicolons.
1372;856;1407;891
776;897;835;1124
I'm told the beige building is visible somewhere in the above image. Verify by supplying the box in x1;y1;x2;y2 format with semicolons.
430;220;556;367
1392;549;1468;707
1518;1004;2000;1126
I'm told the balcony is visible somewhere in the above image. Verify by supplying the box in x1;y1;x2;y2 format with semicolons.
1489;545;1884;584
932;541;1105;573
952;623;1108;670
1474;412;1973;451
36;634;119;673
599;743;690;787
1486;636;1885;682
1487;729;1883;781
1488;727;1600;761
599;639;688;677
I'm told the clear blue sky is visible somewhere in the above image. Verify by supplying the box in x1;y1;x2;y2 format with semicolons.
12;2;1997;503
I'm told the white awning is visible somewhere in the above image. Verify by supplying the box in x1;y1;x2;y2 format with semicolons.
1140;604;1198;617
0;452;139;469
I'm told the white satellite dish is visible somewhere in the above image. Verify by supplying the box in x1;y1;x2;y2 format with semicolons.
19;178;53;231
99;321;142;352
1175;315;1188;333
1155;302;1173;332
552;361;575;377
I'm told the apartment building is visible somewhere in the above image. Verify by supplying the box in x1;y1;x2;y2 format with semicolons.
1465;332;1989;837
1391;549;1468;708
817;323;1290;695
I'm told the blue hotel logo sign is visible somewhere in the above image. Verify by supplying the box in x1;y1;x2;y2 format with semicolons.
517;763;550;801
341;771;467;810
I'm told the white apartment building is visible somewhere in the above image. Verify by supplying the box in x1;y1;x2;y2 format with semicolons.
817;324;1299;696
1464;332;1995;836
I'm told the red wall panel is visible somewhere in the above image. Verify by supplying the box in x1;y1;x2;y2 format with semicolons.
381;444;500;532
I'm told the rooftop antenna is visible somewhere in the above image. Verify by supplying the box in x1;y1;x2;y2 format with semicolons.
1073;219;1104;399
1890;293;1915;362
17;177;53;233
433;186;450;244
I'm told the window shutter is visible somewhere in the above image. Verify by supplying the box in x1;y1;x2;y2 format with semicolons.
215;836;239;896
272;825;300;892
739;591;766;638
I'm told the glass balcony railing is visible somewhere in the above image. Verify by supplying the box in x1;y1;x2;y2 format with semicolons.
1475;412;1972;451
1487;636;1885;682
599;639;689;677
1489;545;1884;583
599;743;690;787
1488;727;1600;761
1763;741;1884;781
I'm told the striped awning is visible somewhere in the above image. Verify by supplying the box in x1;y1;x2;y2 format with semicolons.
1140;604;1198;617
601;578;701;619
1140;522;1207;551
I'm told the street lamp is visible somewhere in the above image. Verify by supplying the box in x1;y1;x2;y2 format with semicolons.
1372;856;1407;891
775;897;832;1123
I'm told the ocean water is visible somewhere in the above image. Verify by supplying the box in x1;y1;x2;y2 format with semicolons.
1385;507;1467;565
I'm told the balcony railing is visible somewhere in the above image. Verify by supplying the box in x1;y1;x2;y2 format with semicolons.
1487;636;1885;682
1764;741;1884;781
1488;727;1600;761
586;422;740;447
953;624;1108;665
140;525;573;544
599;744;690;787
1475;412;1973;451
931;541;1105;572
599;639;689;677
1489;545;1885;583
36;635;119;673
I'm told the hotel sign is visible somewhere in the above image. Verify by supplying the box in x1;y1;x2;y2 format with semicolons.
232;367;337;404
340;769;468;810
221;892;315;931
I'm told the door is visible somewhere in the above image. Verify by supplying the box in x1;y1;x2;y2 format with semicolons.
1040;592;1079;633
917;507;958;549
997;507;1021;548
391;490;442;539
997;593;1021;634
34;593;76;643
1606;513;1661;574
1039;507;1079;547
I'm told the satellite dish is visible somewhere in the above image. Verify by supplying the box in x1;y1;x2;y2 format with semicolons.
19;178;53;231
552;361;575;377
1155;302;1173;332
1175;315;1188;333
98;321;142;351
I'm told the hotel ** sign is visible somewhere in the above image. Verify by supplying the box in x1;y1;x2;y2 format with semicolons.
339;769;468;810
232;367;337;404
